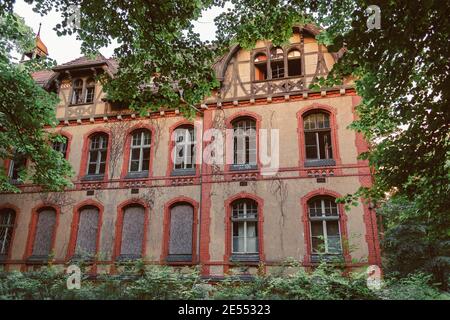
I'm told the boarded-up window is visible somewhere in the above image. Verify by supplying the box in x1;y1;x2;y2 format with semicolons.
119;205;145;259
167;204;194;261
31;208;56;258
0;209;16;257
74;206;99;258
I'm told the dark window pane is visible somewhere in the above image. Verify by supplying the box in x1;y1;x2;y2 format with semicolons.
168;204;194;255
32;209;56;257
0;209;16;255
142;148;150;171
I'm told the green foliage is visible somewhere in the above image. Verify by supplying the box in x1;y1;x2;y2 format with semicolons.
379;196;450;290
0;263;447;300
0;12;73;192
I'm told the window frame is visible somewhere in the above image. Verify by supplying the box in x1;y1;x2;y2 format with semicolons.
230;117;258;171
0;208;17;261
128;129;152;175
70;77;96;105
170;124;197;176
231;199;259;255
85;133;109;179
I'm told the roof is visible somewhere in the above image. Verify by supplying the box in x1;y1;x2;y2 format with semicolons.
35;35;48;56
31;70;55;87
52;54;115;71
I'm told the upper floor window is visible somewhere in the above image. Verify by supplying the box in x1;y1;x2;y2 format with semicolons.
232;118;257;170
0;209;16;259
118;205;145;260
74;206;99;259
303;112;334;166
30;207;57;260
129;129;151;174
253;46;303;81
71;78;96;105
85;78;95;103
270;47;284;79
8;153;26;182
87;133;108;177
231;199;258;257
287;49;301;76
254;53;268;81
308;196;342;255
52;136;68;159
173;126;196;174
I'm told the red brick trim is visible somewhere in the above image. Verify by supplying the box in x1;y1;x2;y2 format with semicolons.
23;203;60;262
113;199;150;261
66;199;104;261
120;123;156;181
223;192;265;273
224;111;262;174
300;188;351;264
352;95;381;266
78;127;112;181
160;196;199;264
0;203;20;270
296;103;342;176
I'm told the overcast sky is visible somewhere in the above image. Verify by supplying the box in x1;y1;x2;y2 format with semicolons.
13;0;222;65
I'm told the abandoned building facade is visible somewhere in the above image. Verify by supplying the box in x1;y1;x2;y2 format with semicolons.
0;25;381;276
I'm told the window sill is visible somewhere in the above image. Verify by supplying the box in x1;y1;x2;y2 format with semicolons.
230;254;260;262
304;159;336;167
69;102;94;107
166;254;193;263
229;164;258;171
310;254;343;263
82;174;105;181
125;171;149;179
115;254;142;262
171;168;196;176
26;255;51;264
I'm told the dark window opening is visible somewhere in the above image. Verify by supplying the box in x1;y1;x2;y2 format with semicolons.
52;136;68;158
303;113;333;161
0;209;16;258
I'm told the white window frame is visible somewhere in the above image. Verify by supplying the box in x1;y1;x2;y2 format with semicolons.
309;197;342;254
128;130;151;173
304;113;333;160
231;200;258;254
233;119;257;165
174;127;196;170
87;134;108;176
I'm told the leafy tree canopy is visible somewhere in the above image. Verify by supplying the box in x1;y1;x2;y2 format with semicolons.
0;12;73;192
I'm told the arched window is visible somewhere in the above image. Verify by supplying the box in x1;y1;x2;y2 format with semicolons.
52;136;68;159
71;79;83;104
0;209;16;258
87;133;108;177
232;118;257;170
287;49;301;76
270;47;284;79
254;53;268;81
85;78;95;103
30;207;57;260
308;196;342;255
231;199;258;256
166;203;194;262
118;205;145;260
73;206;99;259
173;125;196;174
128;129;151;175
303;112;334;166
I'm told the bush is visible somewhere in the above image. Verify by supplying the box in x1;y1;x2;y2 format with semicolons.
0;263;447;300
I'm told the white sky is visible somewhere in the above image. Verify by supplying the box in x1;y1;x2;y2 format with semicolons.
13;0;222;65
